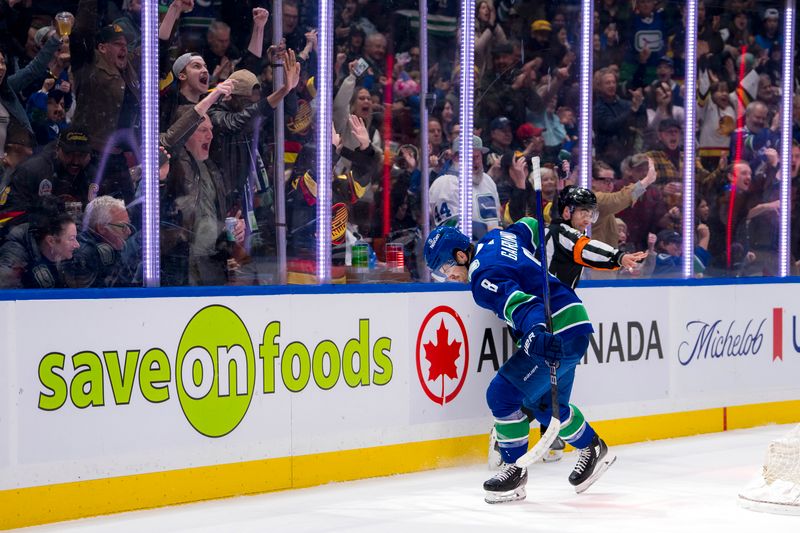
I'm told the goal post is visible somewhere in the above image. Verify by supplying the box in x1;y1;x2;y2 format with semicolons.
738;425;800;515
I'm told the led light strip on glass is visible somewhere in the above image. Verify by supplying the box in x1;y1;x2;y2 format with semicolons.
780;0;796;277
316;0;333;283
459;0;475;239
682;0;699;279
142;1;159;286
579;0;593;189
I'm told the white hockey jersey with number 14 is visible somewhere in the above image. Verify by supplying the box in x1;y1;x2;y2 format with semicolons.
429;172;500;241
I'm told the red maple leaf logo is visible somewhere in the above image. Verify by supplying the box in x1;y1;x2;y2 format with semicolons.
423;319;462;381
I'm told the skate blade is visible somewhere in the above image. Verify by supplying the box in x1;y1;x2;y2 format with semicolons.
574;453;617;494
542;449;563;463
484;486;527;504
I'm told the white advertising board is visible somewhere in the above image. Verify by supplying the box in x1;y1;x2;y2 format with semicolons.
666;284;800;406
574;285;670;416
0;302;11;475
13;297;295;488
282;292;412;455
408;292;497;435
3;281;800;493
574;283;800;420
6;292;496;490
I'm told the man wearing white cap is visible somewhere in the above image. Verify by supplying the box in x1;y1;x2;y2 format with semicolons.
159;52;209;131
158;2;270;130
755;8;782;54
429;135;500;242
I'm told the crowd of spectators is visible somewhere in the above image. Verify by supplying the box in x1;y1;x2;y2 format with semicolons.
420;0;798;279
0;0;798;289
588;0;795;278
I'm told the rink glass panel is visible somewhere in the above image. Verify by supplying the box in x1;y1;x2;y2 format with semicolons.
692;0;785;278
472;0;585;243
0;2;144;290
585;0;686;281
146;0;800;286
155;0;428;286
328;0;432;284
154;1;322;286
4;1;796;292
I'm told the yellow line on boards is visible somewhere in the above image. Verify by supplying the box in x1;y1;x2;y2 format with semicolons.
291;435;487;489
0;458;293;530
726;400;800;430
2;400;799;530
594;407;724;445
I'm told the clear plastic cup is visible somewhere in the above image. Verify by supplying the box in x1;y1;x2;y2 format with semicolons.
352;242;369;269
385;242;404;271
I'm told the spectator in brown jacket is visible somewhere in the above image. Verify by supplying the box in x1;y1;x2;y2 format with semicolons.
159;79;247;286
591;158;656;248
71;1;141;203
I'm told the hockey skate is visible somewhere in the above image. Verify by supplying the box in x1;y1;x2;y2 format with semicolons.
484;462;528;504
568;434;616;494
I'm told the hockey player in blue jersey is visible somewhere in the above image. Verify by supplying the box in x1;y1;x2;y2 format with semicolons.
424;219;617;503
488;184;650;468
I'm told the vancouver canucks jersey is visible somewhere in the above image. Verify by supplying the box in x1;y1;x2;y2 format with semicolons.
468;217;593;341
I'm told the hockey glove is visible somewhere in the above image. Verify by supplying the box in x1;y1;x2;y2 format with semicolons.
522;326;563;362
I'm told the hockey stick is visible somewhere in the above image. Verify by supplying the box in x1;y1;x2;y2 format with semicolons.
515;156;561;468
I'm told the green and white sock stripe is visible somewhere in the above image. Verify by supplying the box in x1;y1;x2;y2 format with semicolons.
503;291;536;330
551;303;591;335
559;404;586;441
494;415;530;444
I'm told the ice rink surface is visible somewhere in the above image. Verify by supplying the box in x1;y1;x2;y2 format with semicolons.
18;424;800;533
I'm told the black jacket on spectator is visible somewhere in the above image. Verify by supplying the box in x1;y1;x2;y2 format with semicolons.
159;83;196;135
477;67;524;133
0;222;68;288
202;43;243;82
283;28;308;61
63;228;136;288
524;37;567;77
160;107;233;286
705;185;751;273
2;143;95;223
208;90;297;204
745;162;780;254
0;1;32;62
503;179;537;223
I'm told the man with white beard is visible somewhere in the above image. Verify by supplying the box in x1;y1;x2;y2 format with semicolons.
429;135;500;242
